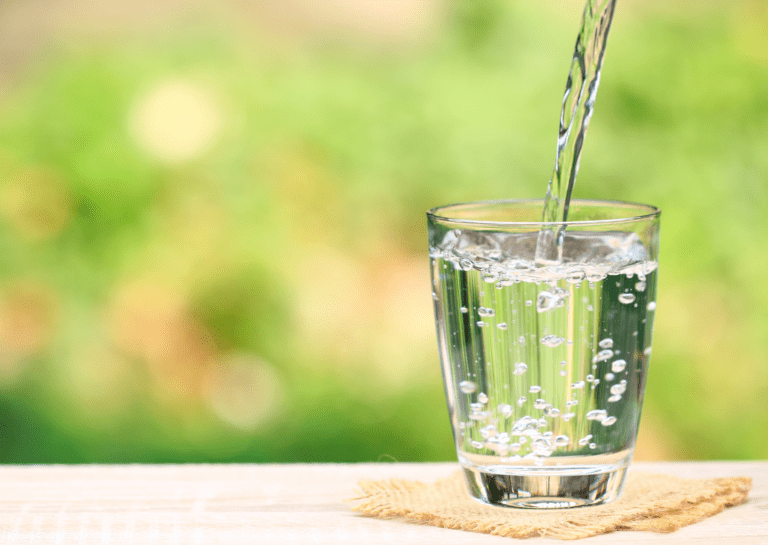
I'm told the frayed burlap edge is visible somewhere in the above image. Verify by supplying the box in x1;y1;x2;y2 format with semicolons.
349;471;751;540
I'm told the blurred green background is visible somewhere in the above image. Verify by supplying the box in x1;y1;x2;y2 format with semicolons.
0;0;766;463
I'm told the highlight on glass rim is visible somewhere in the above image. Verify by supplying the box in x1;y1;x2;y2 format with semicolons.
0;0;765;475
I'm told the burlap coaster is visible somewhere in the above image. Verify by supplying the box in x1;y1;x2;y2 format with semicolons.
350;470;751;540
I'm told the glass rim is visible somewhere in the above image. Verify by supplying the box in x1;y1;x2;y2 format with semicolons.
427;198;661;227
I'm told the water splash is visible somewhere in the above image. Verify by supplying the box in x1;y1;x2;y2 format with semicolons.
536;0;618;264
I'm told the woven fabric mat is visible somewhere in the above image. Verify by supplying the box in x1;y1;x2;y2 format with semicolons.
350;470;751;540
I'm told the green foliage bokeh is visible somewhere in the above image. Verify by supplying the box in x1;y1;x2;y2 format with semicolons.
0;0;766;463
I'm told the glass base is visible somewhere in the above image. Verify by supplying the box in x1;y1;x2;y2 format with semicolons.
461;460;629;509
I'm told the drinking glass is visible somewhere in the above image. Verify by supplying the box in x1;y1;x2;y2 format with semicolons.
428;199;660;508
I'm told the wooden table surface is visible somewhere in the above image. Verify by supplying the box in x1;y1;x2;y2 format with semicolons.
0;462;765;544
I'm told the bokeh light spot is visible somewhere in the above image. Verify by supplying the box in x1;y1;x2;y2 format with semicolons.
128;79;223;164
204;354;284;430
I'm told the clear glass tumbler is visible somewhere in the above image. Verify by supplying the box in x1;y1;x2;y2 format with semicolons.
428;199;660;508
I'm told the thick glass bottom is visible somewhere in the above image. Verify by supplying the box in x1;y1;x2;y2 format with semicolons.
461;454;631;508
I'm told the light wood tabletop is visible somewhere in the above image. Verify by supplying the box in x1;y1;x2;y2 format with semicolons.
0;462;765;544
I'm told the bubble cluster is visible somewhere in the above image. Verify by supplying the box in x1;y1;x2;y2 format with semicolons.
432;230;656;465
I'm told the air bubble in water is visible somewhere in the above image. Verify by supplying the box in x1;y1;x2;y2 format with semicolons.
605;372;615;381
618;293;636;304
460;306;468;313
559;370;567;376
586;374;594;382
532;437;553;457
476;321;486;327
536;291;556;313
578;435;593;446
497;322;508;330
593;349;613;362
601;416;617;426
589;443;596;449
562;412;575;421
611;382;627;395
644;346;652;355
608;394;622;402
647;301;657;311
468;411;487;421
566;269;586;284
511;416;539;436
470;402;483;411
514;362;528;375
587;304;594;312
529;385;542;393
554;435;570;447
533;399;547;410
525;300;533;307
571;381;585;389
636;281;646;292
499;404;513;418
480;425;497;439
518;336;526;345
478;307;495;317
586;409;607;421
459;259;473;271
541;335;565;348
549;408;561;417
517;396;527;406
459;381;477;394
478;392;489;404
612;359;627;373
471;440;483;449
598;338;614;349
